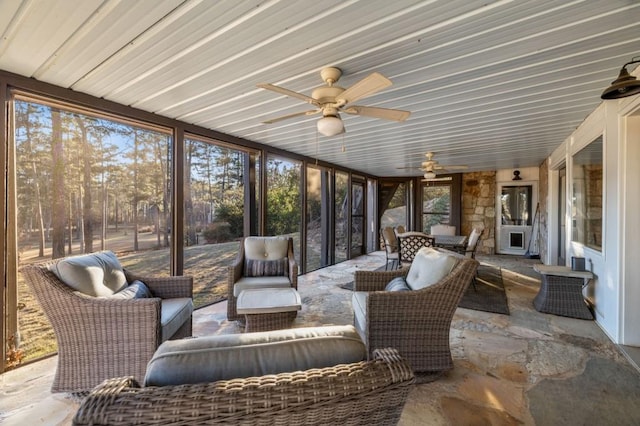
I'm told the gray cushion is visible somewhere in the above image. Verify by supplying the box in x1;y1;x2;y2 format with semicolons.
384;277;411;292
49;251;127;297
161;298;193;342
108;280;152;299
144;325;366;386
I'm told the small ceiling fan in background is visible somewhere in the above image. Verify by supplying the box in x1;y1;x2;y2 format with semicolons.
257;67;410;136
398;152;468;181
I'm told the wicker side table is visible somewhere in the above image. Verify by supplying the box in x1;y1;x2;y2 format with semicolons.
533;265;594;320
236;288;301;332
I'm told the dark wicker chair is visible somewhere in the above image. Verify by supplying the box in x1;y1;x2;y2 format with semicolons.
72;348;415;426
353;250;478;381
21;259;193;393
227;236;298;321
396;231;435;264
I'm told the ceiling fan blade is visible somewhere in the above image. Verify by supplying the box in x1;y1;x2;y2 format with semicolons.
257;83;319;106
261;109;319;124
396;166;422;170
343;105;410;121
336;72;392;105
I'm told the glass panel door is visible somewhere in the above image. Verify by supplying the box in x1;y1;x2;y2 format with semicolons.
183;136;247;308
497;183;536;255
334;171;348;263
350;180;365;257
306;165;330;272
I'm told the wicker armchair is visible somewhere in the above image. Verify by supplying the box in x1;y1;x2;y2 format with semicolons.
21;257;193;393
72;348;415;426
352;250;478;381
227;236;298;321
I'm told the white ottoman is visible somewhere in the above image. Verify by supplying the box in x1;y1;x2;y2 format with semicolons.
236;288;302;332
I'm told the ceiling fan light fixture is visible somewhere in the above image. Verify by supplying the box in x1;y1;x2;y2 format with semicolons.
601;57;640;99
423;171;436;179
317;115;344;136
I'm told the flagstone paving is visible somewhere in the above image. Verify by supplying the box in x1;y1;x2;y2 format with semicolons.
2;252;640;425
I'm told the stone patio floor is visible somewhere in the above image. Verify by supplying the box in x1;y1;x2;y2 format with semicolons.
2;251;640;425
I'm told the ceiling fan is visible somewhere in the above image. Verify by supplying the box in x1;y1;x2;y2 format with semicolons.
257;67;410;136
398;152;468;181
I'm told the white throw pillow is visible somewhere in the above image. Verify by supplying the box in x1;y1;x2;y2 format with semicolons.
405;247;457;290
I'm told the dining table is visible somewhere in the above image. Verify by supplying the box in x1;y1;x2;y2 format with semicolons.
430;234;468;250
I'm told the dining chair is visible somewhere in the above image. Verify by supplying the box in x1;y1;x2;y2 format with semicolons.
380;227;400;270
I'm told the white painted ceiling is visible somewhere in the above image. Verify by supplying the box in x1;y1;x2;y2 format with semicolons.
1;0;638;177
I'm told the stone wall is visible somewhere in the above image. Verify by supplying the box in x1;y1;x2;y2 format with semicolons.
461;171;496;254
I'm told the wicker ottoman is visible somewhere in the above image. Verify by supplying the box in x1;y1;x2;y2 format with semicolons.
236;288;302;332
533;265;594;320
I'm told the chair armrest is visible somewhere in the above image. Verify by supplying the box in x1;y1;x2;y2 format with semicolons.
125;271;193;299
353;268;408;291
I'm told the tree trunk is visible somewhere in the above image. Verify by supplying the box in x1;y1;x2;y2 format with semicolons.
133;130;139;251
51;109;66;259
67;195;73;254
76;117;93;253
24;112;46;257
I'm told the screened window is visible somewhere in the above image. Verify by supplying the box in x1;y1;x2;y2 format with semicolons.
266;155;302;267
380;182;407;229
183;136;249;307
572;136;603;251
14;97;172;363
422;184;452;233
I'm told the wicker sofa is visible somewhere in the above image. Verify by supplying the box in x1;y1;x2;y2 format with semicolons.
352;247;478;381
73;325;415;426
21;251;193;392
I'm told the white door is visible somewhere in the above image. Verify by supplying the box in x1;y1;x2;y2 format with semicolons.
496;182;537;255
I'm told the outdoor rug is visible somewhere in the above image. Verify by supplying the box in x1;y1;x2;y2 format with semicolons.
458;264;510;315
341;263;510;315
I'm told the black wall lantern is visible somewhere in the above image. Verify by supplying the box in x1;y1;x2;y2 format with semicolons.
601;56;640;100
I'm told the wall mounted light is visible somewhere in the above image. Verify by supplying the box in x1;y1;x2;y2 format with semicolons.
601;56;640;99
512;170;522;181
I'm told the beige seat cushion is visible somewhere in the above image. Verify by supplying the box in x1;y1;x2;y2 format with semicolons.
405;247;457;290
144;325;366;386
233;276;292;297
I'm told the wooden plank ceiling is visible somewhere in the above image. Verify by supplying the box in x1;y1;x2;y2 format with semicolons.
0;0;638;176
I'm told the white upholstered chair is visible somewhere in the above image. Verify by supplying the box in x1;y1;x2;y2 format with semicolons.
430;224;456;236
